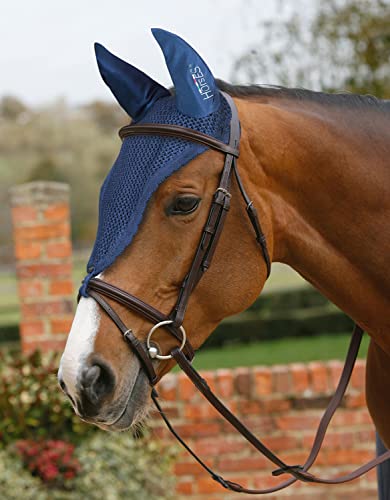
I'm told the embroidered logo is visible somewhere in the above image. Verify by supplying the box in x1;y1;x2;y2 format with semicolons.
189;65;213;100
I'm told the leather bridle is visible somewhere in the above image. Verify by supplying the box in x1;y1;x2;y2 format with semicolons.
84;92;390;494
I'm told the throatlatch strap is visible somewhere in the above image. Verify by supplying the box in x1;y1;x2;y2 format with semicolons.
233;163;271;278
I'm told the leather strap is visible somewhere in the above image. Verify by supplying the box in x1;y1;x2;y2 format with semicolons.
119;123;240;158
87;283;390;492
87;278;195;364
233;164;271;277
169;92;243;327
155;325;390;493
88;289;158;384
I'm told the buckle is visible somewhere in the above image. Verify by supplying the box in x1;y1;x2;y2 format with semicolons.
215;187;231;198
214;188;231;210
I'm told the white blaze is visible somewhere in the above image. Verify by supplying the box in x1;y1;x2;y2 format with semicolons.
59;296;101;399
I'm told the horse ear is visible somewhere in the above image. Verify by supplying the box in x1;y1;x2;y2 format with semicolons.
151;28;220;117
94;42;170;121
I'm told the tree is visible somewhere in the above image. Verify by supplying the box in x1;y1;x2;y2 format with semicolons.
0;96;28;120
28;156;65;183
233;0;390;98
82;100;127;133
0;97;120;249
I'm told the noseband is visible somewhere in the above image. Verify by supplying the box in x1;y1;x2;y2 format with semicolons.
84;93;390;494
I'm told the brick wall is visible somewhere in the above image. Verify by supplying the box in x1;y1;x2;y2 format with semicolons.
152;359;377;499
10;182;74;353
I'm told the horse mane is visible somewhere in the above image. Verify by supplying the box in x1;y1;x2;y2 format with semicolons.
215;79;390;114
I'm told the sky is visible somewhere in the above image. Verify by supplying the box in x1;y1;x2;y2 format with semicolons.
0;0;281;106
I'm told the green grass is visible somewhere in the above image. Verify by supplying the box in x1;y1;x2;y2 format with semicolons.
185;332;370;371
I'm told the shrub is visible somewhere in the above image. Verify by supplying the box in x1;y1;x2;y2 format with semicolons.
0;445;76;500
74;431;176;500
0;350;94;446
15;440;80;487
0;350;176;498
0;433;177;500
0;448;46;500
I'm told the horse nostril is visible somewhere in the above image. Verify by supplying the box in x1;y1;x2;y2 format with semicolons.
80;362;115;406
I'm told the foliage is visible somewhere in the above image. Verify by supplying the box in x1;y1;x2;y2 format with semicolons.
0;448;46;500
0;349;95;446
0;433;176;500
82;100;128;133
234;0;390;98
0;349;177;498
73;431;176;500
0;95;28;121
28;156;66;183
15;440;80;487
0;96;127;250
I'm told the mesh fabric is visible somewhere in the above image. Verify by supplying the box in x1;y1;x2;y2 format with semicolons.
80;94;231;295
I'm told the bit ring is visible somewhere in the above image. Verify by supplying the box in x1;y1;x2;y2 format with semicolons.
146;320;186;360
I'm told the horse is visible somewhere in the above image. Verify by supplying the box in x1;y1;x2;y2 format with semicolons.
58;28;390;493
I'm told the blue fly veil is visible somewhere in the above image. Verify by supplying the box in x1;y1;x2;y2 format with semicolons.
80;29;232;296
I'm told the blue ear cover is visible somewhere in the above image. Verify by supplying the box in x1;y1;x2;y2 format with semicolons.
151;28;220;117
94;42;170;121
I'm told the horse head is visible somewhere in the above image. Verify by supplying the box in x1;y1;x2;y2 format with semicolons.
58;29;271;430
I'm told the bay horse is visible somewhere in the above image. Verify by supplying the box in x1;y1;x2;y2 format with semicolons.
59;29;390;493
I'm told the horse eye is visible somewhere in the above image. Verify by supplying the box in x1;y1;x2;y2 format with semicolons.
170;196;200;215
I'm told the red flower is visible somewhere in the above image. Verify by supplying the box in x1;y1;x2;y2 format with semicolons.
15;439;81;486
41;463;59;481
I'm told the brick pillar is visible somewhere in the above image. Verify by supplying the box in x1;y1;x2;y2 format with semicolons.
10;181;74;353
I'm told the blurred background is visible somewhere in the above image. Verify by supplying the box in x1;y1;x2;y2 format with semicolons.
0;0;389;498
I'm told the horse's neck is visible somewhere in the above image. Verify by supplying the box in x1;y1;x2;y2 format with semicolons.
238;97;390;347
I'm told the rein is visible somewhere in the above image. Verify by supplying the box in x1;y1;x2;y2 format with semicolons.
85;92;390;494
